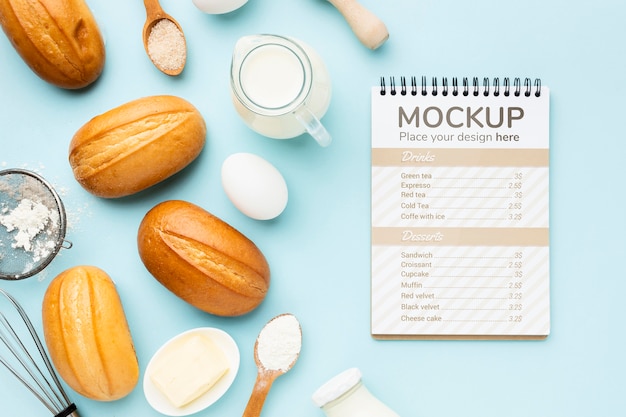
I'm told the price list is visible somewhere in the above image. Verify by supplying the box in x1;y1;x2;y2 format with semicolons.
371;147;550;339
370;83;550;339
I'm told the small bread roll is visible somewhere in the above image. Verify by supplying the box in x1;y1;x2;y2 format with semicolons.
138;200;270;316
42;266;139;401
69;95;206;198
0;0;105;89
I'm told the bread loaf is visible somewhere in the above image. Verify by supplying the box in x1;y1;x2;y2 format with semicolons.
42;265;139;401
137;200;270;316
69;95;206;198
0;0;105;89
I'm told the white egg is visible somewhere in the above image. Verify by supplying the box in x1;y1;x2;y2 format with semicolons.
221;153;288;220
192;0;248;14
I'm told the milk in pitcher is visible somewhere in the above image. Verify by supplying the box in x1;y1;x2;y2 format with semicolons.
231;35;332;142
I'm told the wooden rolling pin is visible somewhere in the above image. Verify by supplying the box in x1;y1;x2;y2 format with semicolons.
327;0;389;49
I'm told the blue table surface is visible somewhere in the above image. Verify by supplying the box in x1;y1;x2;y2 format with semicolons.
1;1;625;416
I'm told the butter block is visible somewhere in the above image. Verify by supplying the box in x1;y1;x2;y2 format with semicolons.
150;334;230;408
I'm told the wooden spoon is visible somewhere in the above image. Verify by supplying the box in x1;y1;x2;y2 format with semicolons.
242;314;302;417
327;0;389;50
142;0;187;75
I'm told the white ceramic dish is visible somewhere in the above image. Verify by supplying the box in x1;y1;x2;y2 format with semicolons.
143;327;240;416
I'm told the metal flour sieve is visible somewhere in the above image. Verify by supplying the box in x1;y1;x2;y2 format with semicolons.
0;169;71;280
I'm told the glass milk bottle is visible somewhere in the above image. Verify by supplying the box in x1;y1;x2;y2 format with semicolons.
312;368;400;417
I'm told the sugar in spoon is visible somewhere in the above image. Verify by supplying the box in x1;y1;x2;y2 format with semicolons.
142;0;187;75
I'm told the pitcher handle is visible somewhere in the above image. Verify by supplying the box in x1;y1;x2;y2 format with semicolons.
293;106;332;147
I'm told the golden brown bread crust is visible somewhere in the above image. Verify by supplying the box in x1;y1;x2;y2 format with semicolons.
137;200;271;316
42;265;139;401
0;0;105;89
69;95;207;198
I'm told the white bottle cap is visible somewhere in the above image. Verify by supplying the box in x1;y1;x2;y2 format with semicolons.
311;368;362;407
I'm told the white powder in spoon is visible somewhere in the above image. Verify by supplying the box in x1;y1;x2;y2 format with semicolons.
256;314;302;371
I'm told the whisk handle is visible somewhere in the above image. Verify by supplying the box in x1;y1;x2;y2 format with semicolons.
55;403;80;417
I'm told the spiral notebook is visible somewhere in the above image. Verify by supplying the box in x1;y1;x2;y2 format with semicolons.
371;76;550;340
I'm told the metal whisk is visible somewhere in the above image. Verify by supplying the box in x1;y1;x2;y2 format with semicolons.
0;288;80;417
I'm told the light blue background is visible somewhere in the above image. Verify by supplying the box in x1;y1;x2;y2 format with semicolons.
1;1;625;416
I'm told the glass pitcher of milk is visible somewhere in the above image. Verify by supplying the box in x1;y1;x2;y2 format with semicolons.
230;34;332;147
